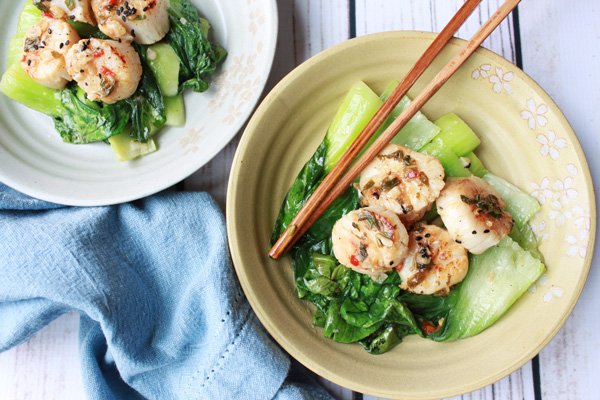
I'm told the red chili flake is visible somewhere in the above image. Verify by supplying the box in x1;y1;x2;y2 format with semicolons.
350;255;360;267
108;0;119;6
114;50;127;64
21;55;27;62
144;1;156;12
100;66;116;77
373;213;396;240
93;50;105;58
422;321;441;335
42;10;54;18
406;169;419;179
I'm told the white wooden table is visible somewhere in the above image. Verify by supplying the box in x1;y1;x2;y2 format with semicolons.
1;1;598;399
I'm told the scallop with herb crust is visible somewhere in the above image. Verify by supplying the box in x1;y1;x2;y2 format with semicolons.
359;144;445;226
332;206;409;283
436;176;513;255
21;17;80;89
33;0;96;25
65;38;142;104
91;0;170;45
398;224;469;295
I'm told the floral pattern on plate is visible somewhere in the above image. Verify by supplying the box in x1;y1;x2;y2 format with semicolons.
470;64;594;303
472;63;513;94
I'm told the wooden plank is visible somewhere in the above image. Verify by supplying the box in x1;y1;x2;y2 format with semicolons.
187;3;355;399
356;1;534;399
318;377;356;400
185;0;351;211
0;2;353;399
273;2;353;397
0;313;83;400
355;0;516;60
518;1;600;399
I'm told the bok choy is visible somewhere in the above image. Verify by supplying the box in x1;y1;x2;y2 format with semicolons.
0;0;225;160
271;81;546;354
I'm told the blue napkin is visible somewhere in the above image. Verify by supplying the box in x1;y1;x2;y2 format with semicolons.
0;184;332;400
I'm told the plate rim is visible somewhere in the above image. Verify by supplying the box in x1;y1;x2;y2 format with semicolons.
0;0;279;207
227;30;597;398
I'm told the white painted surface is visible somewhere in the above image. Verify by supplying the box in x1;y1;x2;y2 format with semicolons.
1;1;598;399
0;313;83;400
518;1;600;400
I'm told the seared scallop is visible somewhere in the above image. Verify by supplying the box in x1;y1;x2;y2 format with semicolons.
398;224;469;295
91;0;170;45
65;38;142;103
436;176;513;255
21;17;80;89
359;144;445;226
332;206;409;283
33;0;96;25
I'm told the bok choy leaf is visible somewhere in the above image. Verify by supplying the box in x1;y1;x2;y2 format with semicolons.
431;236;545;341
167;0;227;93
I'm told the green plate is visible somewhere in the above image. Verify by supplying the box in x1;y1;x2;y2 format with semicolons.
227;31;596;399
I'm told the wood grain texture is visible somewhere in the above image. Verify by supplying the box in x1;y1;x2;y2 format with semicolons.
0;313;83;400
363;369;537;400
268;2;351;396
185;0;351;211
355;0;516;62
355;2;533;400
3;1;598;400
518;1;600;399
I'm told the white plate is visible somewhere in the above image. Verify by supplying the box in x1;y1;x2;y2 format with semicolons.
0;0;277;206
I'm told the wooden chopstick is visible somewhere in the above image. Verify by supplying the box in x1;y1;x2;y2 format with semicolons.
268;0;481;259
269;0;521;259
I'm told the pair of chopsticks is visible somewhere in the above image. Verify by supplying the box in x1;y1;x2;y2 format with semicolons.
269;0;521;259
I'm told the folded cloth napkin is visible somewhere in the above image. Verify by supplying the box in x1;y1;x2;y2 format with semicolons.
0;184;332;400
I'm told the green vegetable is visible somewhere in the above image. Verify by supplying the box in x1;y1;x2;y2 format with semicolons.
270;81;546;354
304;188;360;245
483;173;541;228
271;82;382;241
68;20;99;37
147;43;181;97
55;86;129;144
418;113;482;177
429;113;481;156
167;0;227;92
8;3;42;66
465;152;488;177
294;252;421;352
509;221;545;262
1;64;128;145
431;237;545;341
422;204;440;223
359;325;404;354
124;45;167;142
1;4;58;115
271;81;439;354
109;130;157;162
375;80;440;151
1;3;129;144
0;63;61;116
324;81;382;170
2;0;224;158
271;141;327;244
17;3;42;36
420;143;471;177
165;95;186;126
401;291;456;325
323;300;382;343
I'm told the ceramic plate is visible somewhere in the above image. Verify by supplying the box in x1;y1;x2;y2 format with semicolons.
0;0;277;206
227;32;596;399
